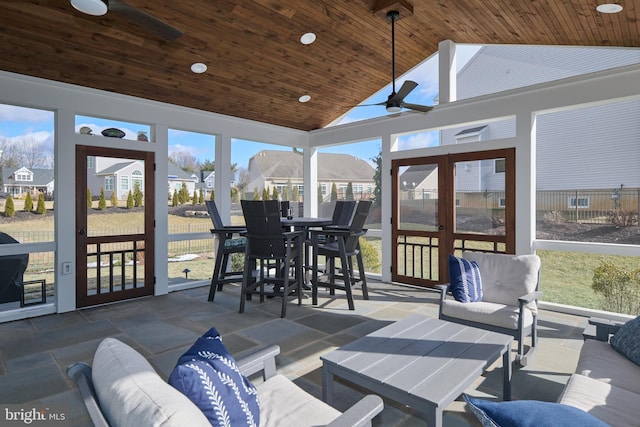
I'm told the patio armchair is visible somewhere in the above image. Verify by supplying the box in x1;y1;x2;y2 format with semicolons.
311;200;371;310
437;251;542;366
241;200;304;318
67;337;384;427
205;200;246;301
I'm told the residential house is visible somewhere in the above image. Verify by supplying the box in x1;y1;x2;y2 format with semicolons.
195;170;215;199
247;150;375;201
1;166;54;197
402;45;640;215
167;163;197;199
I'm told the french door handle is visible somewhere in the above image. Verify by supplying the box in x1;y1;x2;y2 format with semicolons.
438;225;444;231
78;229;86;235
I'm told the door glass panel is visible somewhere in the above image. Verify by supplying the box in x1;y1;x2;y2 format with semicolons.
86;156;145;236
454;158;506;236
398;164;439;231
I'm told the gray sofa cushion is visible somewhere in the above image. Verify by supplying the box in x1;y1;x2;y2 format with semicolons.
558;374;640;427
256;374;341;427
576;338;640;395
92;338;210;427
610;316;640;367
463;251;540;314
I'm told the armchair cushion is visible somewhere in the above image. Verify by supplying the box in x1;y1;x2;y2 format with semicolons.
257;374;341;427
576;338;640;394
448;254;483;302
610;315;640;367
169;327;260;427
441;300;533;331
462;252;540;314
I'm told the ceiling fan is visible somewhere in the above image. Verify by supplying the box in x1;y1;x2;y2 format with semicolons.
70;0;183;41
357;10;433;113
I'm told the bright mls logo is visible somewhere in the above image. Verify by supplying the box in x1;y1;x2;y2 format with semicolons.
2;406;66;424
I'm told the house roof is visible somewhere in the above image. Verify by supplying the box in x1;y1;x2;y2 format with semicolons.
2;167;54;187
167;163;194;180
95;161;141;175
250;150;374;182
400;164;437;187
0;2;638;131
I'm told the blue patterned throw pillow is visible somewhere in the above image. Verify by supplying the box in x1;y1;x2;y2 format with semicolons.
610;315;640;366
448;255;483;302
463;394;608;427
169;327;260;427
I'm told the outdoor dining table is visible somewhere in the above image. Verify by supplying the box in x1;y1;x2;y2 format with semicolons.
280;217;332;288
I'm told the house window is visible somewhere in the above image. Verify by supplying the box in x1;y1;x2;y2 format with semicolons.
121;176;129;191
498;197;506;207
353;184;364;193
16;173;32;181
297;184;304;196
131;170;143;190
568;197;589;209
494;158;506;173
321;184;327;195
87;156;94;169
105;176;114;191
455;199;461;206
206;181;212;188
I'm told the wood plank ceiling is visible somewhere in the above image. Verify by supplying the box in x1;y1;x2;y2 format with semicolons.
0;0;638;131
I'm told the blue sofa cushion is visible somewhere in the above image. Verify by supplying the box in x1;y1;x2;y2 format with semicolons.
610;315;640;367
463;394;608;427
448;255;483;302
169;327;260;427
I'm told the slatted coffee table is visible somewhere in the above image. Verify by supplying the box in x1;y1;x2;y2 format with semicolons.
321;315;512;427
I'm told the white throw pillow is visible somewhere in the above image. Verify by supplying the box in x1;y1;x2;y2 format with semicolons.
91;338;210;427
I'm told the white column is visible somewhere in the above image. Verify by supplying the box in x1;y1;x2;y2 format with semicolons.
515;111;536;255
304;147;318;216
380;133;396;282
54;109;77;312
438;40;457;104
154;124;169;295
215;134;233;221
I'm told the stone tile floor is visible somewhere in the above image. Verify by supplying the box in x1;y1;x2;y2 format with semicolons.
0;281;587;426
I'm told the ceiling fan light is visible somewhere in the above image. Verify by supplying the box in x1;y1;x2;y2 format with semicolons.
386;105;402;113
70;0;108;16
596;3;623;13
298;95;311;103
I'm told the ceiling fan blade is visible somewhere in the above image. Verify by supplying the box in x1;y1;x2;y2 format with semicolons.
110;0;183;41
401;103;434;113
343;101;387;109
389;80;418;103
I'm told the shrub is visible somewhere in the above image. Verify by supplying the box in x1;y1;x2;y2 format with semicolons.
210;189;215;201
172;189;179;207
592;262;640;315
87;189;92;209
23;192;33;212
543;210;564;224
98;188;107;210
198;188;205;204
192;189;198;205
4;195;15;217
331;183;338;201
126;191;134;209
345;182;354;200
133;182;143;207
359;238;381;274
607;209;638;227
110;191;118;208
231;252;245;272
36;193;46;214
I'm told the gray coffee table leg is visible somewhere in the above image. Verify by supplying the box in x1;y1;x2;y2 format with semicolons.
503;348;512;401
322;364;334;404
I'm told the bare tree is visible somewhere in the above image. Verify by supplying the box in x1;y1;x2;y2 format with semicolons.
169;151;199;173
19;137;49;168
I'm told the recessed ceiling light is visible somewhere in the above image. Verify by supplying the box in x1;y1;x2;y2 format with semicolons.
300;33;316;45
191;62;207;74
298;95;311;103
596;3;623;13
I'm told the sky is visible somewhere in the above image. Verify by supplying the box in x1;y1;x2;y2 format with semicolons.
0;45;481;170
